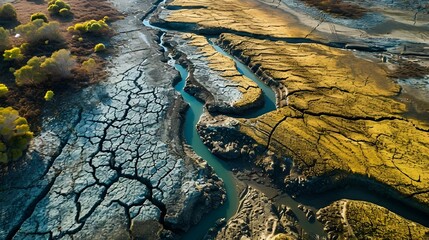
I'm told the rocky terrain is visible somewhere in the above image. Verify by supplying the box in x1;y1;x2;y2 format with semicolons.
0;0;225;239
214;186;300;240
317;200;429;239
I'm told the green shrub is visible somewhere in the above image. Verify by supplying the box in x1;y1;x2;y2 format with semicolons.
0;27;10;52
41;49;76;79
94;43;106;52
0;107;33;164
0;3;17;21
81;57;97;76
15;19;63;44
67;18;109;35
14;56;47;86
0;84;9;97
14;49;76;86
3;47;24;61
48;0;71;16
30;12;49;23
44;90;54;101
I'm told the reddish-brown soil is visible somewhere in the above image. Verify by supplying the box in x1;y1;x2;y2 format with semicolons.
389;61;429;79
0;0;122;131
300;0;367;19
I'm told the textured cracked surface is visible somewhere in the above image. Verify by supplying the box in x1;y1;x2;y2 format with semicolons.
317;200;429;240
0;5;224;240
154;0;311;38
212;34;429;207
167;33;263;113
215;186;300;240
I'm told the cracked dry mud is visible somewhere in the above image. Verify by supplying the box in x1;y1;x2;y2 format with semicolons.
0;5;224;240
317;200;429;239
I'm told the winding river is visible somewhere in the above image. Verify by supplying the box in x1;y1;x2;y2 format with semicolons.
148;25;328;238
143;2;429;239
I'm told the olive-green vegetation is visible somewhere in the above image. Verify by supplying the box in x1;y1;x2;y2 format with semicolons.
0;84;9;97
67;17;110;35
94;43;106;52
81;58;96;70
44;90;54;101
3;47;24;61
14;49;76;86
0;27;10;52
317;200;429;239
15;19;62;44
30;13;49;23
48;0;72;17
0;3;17;21
0;107;33;163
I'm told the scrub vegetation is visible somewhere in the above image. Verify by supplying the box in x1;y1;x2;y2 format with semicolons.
0;1;121;164
300;0;367;19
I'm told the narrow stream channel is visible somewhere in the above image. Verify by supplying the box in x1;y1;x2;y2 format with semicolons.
173;65;238;240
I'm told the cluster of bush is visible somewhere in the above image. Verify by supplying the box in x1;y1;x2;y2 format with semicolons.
14;49;76;85
68;17;110;35
17;19;63;44
0;2;113;164
0;107;33;163
48;0;72;17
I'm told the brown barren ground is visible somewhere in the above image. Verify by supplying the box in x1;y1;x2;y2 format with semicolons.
299;0;367;19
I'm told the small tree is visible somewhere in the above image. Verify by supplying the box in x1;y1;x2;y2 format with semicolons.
0;107;33;163
0;27;10;52
0;3;17;21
